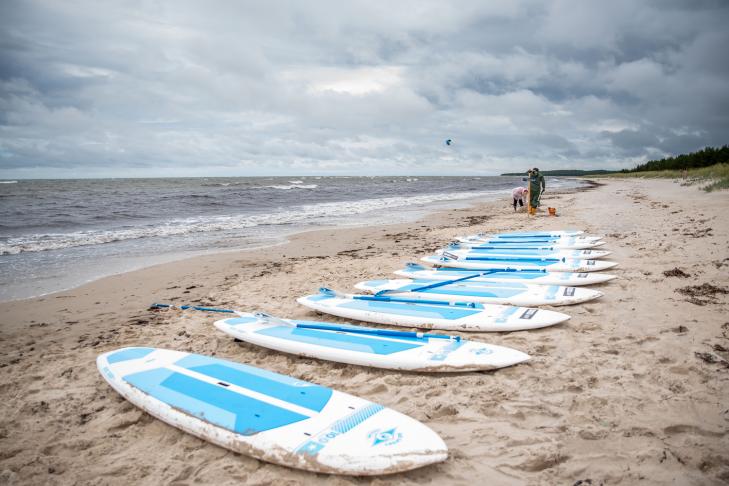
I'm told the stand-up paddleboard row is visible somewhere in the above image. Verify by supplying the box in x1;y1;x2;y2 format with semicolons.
98;348;448;475
355;278;603;307
438;245;612;260
297;288;570;332
215;312;530;371
422;254;618;273
395;263;617;286
97;230;611;476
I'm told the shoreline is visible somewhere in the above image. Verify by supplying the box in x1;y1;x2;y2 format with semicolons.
0;177;589;304
1;178;727;485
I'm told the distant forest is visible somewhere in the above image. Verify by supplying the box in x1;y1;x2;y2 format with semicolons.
626;145;728;172
500;145;728;175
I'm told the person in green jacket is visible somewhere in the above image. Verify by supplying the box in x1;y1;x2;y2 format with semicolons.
528;167;545;213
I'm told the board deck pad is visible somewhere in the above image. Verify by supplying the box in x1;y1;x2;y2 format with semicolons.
98;348;448;475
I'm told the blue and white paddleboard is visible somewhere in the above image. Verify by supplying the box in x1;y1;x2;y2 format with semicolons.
97;348;448;475
453;239;605;250
297;289;570;332
422;254;618;273
490;230;585;237
439;246;612;260
395;263;617;286
215;313;529;371
355;278;603;307
458;234;604;249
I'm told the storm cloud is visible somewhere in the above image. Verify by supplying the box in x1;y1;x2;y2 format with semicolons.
1;0;727;177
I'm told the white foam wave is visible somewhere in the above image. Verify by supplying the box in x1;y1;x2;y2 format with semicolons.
259;184;318;190
0;190;495;255
0;181;18;184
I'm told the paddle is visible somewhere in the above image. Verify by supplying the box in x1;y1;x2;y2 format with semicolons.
150;303;461;341
404;262;548;275
374;272;495;296
318;288;480;309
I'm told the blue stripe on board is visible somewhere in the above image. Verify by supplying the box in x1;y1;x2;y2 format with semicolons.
545;285;559;301
123;368;307;435
175;355;332;412
107;347;155;364
255;325;423;355
495;306;519;323
336;299;480;320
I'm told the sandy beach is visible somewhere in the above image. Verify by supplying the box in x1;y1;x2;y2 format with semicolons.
1;178;727;485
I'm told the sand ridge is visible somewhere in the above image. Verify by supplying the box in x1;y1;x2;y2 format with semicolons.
0;179;727;485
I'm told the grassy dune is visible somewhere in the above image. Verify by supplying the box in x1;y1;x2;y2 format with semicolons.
601;163;729;192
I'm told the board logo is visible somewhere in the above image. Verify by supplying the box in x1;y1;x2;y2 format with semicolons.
471;347;493;355
368;428;403;447
587;260;596;265
563;287;576;296
520;308;538;319
443;251;459;260
577;273;588;278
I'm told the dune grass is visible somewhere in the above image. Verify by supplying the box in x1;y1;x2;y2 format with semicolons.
602;163;729;192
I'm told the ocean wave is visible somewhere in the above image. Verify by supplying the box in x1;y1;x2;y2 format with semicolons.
0;190;495;255
0;181;18;184
257;184;318;190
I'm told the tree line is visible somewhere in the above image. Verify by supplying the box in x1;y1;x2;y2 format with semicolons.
626;145;729;172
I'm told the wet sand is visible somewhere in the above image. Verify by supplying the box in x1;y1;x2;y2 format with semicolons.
0;178;727;485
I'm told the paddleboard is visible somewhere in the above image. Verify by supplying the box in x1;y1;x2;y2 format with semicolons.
215;313;530;371
453;238;605;250
395;263;617;286
297;289;570;332
355;278;603;307
439;246;612;260
459;233;604;247
97;347;448;475
422;254;618;273
489;230;585;237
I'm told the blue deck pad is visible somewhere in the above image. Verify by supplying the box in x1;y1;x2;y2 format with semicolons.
107;347;155;364
467;248;563;255
406;285;522;299
461;258;555;268
123;368;308;435
338;299;481;320
175;355;332;412
409;279;527;290
256;326;424;355
430;270;545;281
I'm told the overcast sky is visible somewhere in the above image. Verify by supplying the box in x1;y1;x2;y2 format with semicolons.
1;0;728;178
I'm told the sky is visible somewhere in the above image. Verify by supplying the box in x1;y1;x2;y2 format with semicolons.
1;0;728;178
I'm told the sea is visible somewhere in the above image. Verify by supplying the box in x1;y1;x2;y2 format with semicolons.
0;176;585;302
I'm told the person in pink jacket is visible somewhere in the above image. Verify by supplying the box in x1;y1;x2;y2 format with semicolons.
512;186;528;211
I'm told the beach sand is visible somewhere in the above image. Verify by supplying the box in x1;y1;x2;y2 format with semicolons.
0;178;727;485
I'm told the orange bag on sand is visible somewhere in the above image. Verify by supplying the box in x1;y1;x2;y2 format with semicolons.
548;207;557;216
